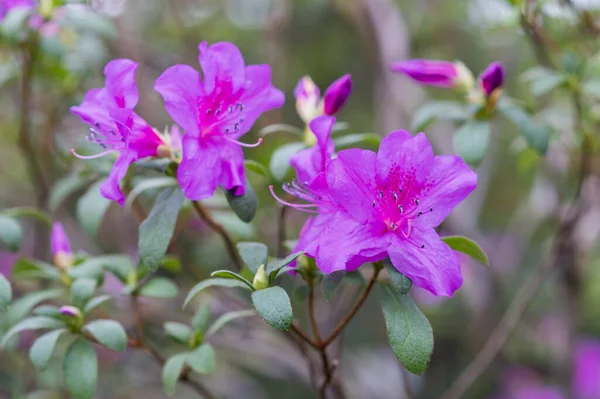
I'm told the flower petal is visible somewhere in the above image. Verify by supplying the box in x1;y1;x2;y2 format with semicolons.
104;59;139;109
574;339;600;399
291;115;335;184
198;41;246;95
388;229;462;296
178;135;221;200
218;139;245;196
314;212;389;273
154;64;204;136
100;152;136;206
325;149;377;224
51;222;72;257
376;131;433;187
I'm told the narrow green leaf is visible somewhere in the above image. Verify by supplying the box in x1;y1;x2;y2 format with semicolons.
63;339;98;399
98;255;134;283
77;181;112;237
498;99;551;154
30;328;67;371
269;142;306;181
383;260;413;295
1;317;65;347
530;74;566;96
8;289;63;325
205;309;255;339
225;180;258;223
251;286;293;331
0;216;22;252
186;343;216;375
0;274;11;309
441;235;489;265
49;174;88;212
164;322;192;345
139;186;185;272
184;278;252;308
125;176;177;211
83;295;112;314
192;303;211;333
411;101;468;132
83;320;127;352
210;270;254;290
321;271;345;301
244;160;269;178
266;251;304;279
236;242;268;274
333;133;381;151
33;305;62;318
453;121;491;166
162;353;188;396
138;277;178;299
12;258;60;281
70;278;97;309
381;285;433;375
67;260;105;281
2;207;51;225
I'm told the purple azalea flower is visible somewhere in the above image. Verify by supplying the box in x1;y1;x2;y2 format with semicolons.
155;41;285;200
274;131;477;296
71;59;168;206
574;339;600;399
390;59;474;90
480;61;505;97
0;0;34;20
290;115;335;185
323;74;352;116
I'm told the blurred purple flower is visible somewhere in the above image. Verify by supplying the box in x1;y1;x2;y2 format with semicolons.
574;339;600;399
323;74;352;116
155;41;285;200
480;61;505;96
0;0;34;21
51;222;73;269
290;115;335;185
275;131;477;296
295;76;321;124
390;59;459;88
493;367;566;399
71;59;167;206
59;305;82;318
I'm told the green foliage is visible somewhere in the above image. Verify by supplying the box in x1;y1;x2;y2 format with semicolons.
138;277;179;299
7;289;63;325
321;271;345;301
251;286;293;331
12;258;60;281
162;353;188;396
70;278;97;309
0;215;22;252
333;133;381;150
442;235;489;265
191;303;211;333
210;270;255;290
381;285;433;375
266;251;304;282
497;98;551;154
225;180;258;223
63;338;98;399
269;142;306;181
383;261;413;295
83;320;127;352
187;343;216;375
184;278;252;308
453;120;491;166
29;328;68;371
164;322;193;345
205;309;255;339
77;181;112;237
138;186;185;272
0;273;11;309
82;295;112;314
237;242;268;274
1;316;65;347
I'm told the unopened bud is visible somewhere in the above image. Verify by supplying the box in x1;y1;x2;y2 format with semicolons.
323;74;352;116
51;223;73;270
479;61;505;97
252;265;269;290
59;305;82;319
295;76;321;124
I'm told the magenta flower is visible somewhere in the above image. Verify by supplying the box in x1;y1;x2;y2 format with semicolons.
0;0;34;20
574;339;600;399
274;131;477;296
290;115;335;185
51;222;73;270
390;59;475;91
323;74;352;116
155;41;285;200
71;59;168;206
480;61;505;97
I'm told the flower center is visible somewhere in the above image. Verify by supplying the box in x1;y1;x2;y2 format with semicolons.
371;187;433;238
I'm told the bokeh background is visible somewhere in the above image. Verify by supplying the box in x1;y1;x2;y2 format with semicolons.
2;0;600;398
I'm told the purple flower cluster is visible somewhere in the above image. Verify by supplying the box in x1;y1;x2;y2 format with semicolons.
294;74;352;125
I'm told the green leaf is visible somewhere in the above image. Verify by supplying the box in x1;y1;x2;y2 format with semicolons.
97;255;134;282
210;270;254;290
125;176;177;211
321;271;345;301
2;207;51;225
225;180;258;223
138;277;178;299
383;261;413;295
12;258;60;281
237;242;268;274
186;343;216;375
84;295;113;315
68;259;105;281
1;317;65;347
498;99;551;154
0;273;11;309
164;322;192;345
333;133;381;151
269;142;307;181
70;278;97;309
251;286;293;331
139;186;185;272
381;285;433;375
211;211;256;239
30;328;67;371
184;278;252;308
453;121;491;166
33;305;62;318
61;7;116;38
583;80;600;99
260;124;303;137
530;74;566;96
266;251;304;281
84;320;127;352
441;235;489;265
244;160;269;178
77;181;112;237
8;289;63;325
162;353;188;396
411;101;468;132
0;216;22;252
49;174;88;212
192;303;211;333
63;339;98;399
205;309;255;339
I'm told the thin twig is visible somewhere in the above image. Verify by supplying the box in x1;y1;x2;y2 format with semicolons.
308;281;322;345
290;322;319;349
276;203;289;258
320;267;381;348
191;201;242;271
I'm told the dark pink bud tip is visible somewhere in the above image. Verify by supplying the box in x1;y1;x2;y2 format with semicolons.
480;61;505;96
323;74;352;116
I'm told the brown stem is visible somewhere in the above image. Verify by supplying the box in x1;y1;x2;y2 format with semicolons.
276;203;289;258
290;322;319;350
308;281;322;345
192;201;242;271
320;267;381;348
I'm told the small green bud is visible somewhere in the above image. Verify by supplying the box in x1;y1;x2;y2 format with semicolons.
252;265;269;290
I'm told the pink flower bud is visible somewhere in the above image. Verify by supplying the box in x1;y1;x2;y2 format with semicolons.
479;61;505;96
51;222;73;269
323;74;352;116
294;76;321;123
59;305;82;318
390;59;474;91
